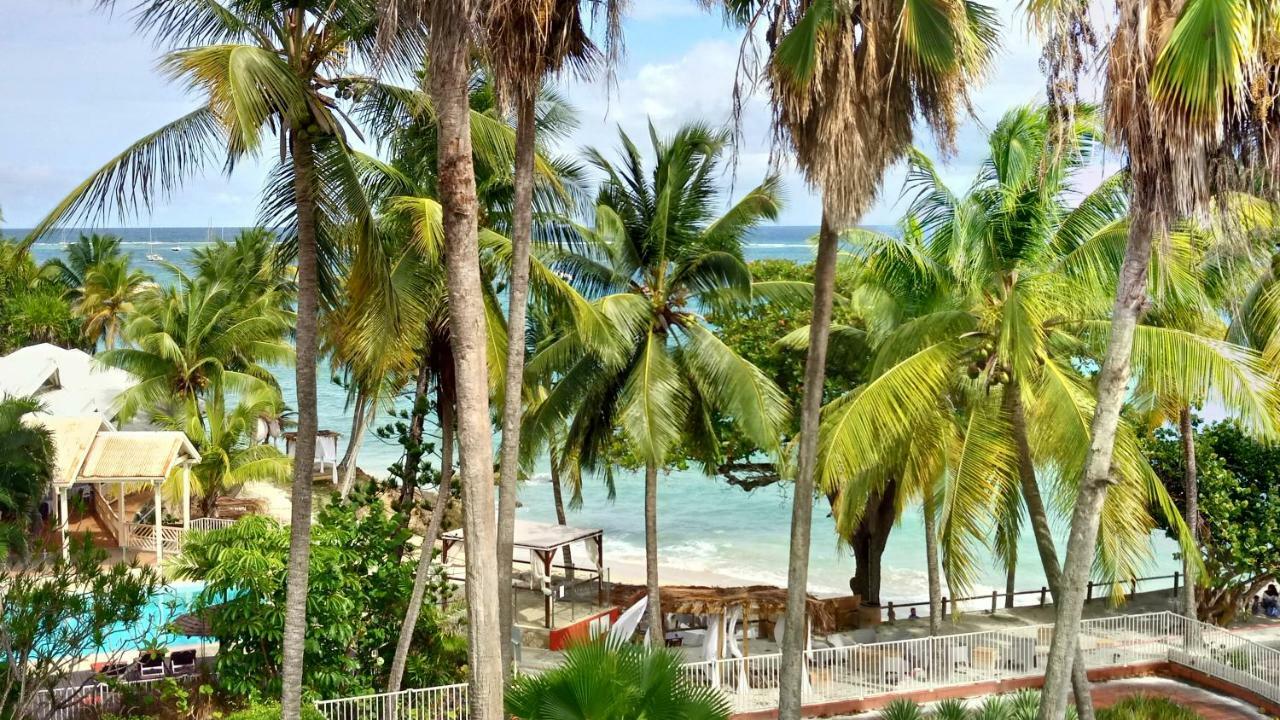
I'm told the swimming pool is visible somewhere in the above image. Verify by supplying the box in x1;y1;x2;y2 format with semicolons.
90;581;209;655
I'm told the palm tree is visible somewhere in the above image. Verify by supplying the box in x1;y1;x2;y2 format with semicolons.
505;636;731;720
46;233;124;299
714;0;998;715
101;273;294;422
74;256;149;349
29;4;404;713
527;122;790;641
156;384;292;517
0;396;55;556
818;107;1275;644
1028;0;1280;713
485;0;624;675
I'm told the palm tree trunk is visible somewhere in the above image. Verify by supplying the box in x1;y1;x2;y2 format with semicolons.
1005;383;1095;720
280;128;320;720
388;377;455;692
644;459;663;644
1179;406;1198;619
778;209;840;720
922;487;942;636
1038;207;1155;720
550;455;574;580
426;2;504;715
1005;551;1017;609
848;482;896;605
338;391;371;498
496;93;538;678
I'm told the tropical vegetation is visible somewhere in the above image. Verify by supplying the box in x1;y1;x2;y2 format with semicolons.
505;637;731;720
9;0;1280;718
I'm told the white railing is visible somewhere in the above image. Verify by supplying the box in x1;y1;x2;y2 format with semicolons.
313;683;469;720
30;676;167;720
1168;615;1280;704
123;522;185;553
33;611;1280;720
189;517;235;532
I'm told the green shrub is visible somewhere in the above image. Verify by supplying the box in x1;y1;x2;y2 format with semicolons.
224;701;325;720
1097;695;1203;720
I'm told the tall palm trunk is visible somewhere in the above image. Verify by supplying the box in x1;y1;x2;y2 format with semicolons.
1179;406;1198;619
496;94;538;677
427;2;504;716
1038;207;1155;720
922;488;941;635
388;376;455;692
778;210;839;720
280;128;320;720
338;391;371;498
549;455;574;579
644;460;662;643
1005;382;1095;720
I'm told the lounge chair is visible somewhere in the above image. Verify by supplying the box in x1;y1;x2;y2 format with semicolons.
169;649;197;675
92;661;131;680
139;651;166;680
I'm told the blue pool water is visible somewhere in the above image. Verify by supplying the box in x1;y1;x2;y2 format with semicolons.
96;581;207;653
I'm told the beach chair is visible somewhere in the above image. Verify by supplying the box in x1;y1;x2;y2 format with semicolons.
139;652;166;680
169;649;197;675
92;661;131;680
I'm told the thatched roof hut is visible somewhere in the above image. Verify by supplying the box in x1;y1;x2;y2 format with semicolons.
611;583;840;633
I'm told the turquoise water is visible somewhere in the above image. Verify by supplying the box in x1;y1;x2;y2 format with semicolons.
18;227;1179;602
41;581;206;656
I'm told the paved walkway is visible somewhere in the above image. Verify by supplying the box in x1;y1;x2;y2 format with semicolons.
1092;678;1271;720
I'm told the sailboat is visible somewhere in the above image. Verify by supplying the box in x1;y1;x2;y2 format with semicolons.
145;225;163;261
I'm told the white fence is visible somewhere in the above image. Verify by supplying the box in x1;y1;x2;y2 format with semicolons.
314;683;469;720
30;676;166;720
189;517;235;532
33;612;1280;720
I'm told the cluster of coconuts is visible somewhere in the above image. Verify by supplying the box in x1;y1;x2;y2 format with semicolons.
966;340;1010;385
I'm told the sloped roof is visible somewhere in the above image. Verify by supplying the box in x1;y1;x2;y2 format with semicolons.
25;416;200;486
31;415;112;486
80;431;199;481
0;344;136;418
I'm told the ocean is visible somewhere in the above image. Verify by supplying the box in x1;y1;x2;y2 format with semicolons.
17;226;1179;602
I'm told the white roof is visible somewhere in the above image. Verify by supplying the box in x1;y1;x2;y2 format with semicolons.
0;344;136;419
443;519;602;552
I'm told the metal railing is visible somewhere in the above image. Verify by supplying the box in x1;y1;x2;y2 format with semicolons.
30;676;167;720
881;572;1183;621
313;683;469;720
34;611;1280;720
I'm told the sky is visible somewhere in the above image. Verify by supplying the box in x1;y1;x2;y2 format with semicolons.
0;0;1099;230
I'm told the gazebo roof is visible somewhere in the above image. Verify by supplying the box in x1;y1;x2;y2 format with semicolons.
442;518;602;553
27;415;201;486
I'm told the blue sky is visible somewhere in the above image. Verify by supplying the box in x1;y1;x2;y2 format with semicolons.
0;0;1097;229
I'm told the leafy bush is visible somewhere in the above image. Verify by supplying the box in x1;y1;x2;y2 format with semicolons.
871;692;1203;719
1;539;161;720
1096;695;1202;720
171;483;465;700
505;637;731;720
224;701;325;720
